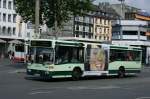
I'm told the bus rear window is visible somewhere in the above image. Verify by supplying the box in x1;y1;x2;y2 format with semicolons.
15;46;24;52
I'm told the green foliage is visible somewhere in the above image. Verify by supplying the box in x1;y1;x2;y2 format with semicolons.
15;0;94;28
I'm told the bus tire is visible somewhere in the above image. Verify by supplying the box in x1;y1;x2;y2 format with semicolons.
118;67;125;78
72;68;82;81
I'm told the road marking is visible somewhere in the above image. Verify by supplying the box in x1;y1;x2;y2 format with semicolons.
8;69;25;74
68;85;120;90
136;97;150;99
29;91;53;95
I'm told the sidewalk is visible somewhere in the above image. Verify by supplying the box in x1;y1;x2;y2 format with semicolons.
0;58;26;68
0;58;13;66
0;58;26;74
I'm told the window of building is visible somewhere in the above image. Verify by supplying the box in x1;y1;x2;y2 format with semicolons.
89;17;93;24
147;36;150;40
76;25;79;31
140;32;146;36
83;16;85;22
85;16;89;23
8;27;11;35
3;13;6;22
95;35;97;39
0;26;1;34
0;13;1;21
8;14;11;22
0;0;1;8
89;27;93;33
123;31;138;35
85;26;89;32
99;36;101;39
8;1;12;9
83;26;85;32
107;28;109;33
95;18;98;24
100;19;102;24
3;0;6;8
99;28;102;33
104;28;106;33
104;36;106;40
89;27;91;33
107;37;109;40
13;27;16;35
13;14;16;23
95;27;97;33
104;20;106;25
75;16;79;21
13;1;16;10
27;32;30;37
2;27;6;34
79;16;83;22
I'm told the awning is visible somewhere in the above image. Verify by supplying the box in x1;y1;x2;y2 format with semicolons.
0;39;6;43
9;40;23;44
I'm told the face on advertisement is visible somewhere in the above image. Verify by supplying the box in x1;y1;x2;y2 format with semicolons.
90;49;105;71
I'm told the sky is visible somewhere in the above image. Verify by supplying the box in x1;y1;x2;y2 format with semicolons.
94;0;150;13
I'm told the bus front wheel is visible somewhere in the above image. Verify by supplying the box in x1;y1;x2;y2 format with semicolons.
118;67;125;78
72;68;82;81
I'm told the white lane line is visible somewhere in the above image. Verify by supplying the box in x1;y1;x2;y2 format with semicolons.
68;85;120;90
136;97;150;99
8;69;25;74
29;91;53;95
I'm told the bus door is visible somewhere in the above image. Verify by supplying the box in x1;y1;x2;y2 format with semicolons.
84;44;109;71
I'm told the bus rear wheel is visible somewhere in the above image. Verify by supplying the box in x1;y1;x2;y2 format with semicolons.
118;67;125;78
72;68;82;81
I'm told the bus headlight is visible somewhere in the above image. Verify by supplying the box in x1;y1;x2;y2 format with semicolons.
27;69;31;72
49;66;54;70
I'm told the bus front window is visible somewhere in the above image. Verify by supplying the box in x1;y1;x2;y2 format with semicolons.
28;47;54;64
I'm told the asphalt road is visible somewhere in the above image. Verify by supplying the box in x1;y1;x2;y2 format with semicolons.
0;63;150;99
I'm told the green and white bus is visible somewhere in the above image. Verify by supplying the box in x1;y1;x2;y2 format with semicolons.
27;39;142;80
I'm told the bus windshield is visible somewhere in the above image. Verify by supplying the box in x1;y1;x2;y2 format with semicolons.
28;47;54;64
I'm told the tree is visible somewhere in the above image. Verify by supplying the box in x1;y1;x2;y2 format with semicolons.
14;0;94;29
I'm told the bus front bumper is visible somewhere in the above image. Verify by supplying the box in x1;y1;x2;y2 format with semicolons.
27;69;52;77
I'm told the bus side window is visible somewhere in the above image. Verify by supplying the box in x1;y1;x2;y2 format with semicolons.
126;52;133;61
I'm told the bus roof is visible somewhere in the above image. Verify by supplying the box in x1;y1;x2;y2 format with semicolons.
29;39;142;51
58;37;110;44
110;45;142;51
29;39;84;47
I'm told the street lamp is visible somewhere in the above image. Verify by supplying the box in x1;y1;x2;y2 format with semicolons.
35;0;40;39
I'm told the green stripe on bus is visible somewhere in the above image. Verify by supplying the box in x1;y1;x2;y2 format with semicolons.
28;69;72;76
50;71;72;76
109;70;141;74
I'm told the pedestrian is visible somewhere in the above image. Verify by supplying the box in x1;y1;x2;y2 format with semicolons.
12;51;14;60
8;50;12;60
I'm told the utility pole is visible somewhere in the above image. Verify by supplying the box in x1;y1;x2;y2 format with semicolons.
33;0;40;63
35;0;40;39
118;0;125;40
118;0;125;19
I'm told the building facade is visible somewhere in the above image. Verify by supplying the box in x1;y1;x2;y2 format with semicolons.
0;0;18;57
54;3;118;42
94;17;112;41
111;3;150;64
0;0;34;58
73;13;94;39
112;20;149;64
